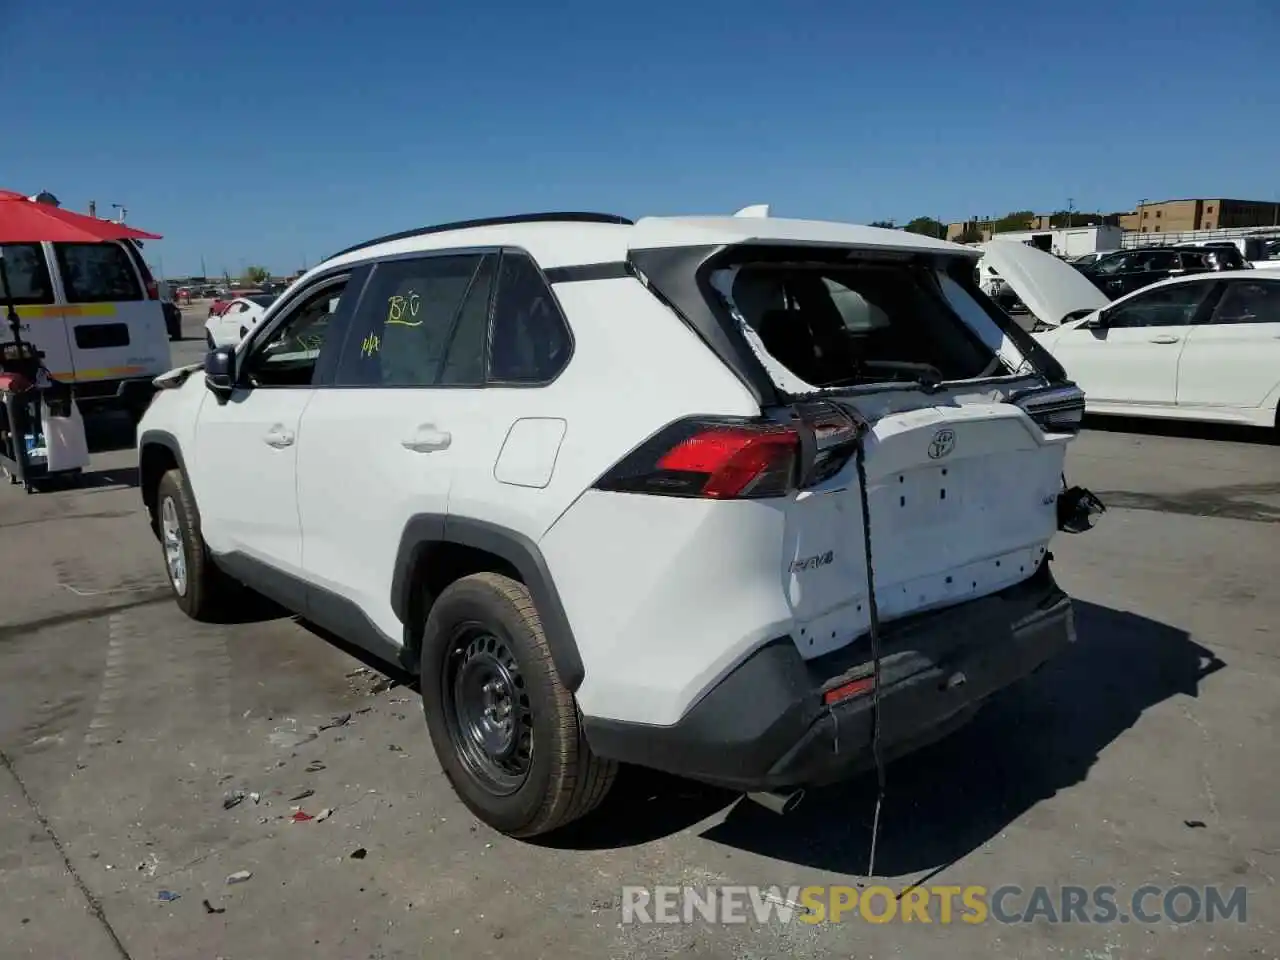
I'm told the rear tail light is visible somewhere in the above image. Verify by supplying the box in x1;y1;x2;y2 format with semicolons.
595;419;799;499
145;280;159;300
1011;383;1085;434
593;402;866;500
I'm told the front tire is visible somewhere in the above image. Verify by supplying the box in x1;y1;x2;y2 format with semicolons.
155;469;239;620
419;573;615;837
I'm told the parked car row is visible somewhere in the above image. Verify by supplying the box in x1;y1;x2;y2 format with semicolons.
1073;245;1249;298
979;241;1280;432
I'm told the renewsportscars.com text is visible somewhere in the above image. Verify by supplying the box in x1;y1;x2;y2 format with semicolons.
620;884;1248;926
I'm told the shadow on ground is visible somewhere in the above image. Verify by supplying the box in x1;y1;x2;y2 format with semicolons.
1085;413;1276;445
539;601;1224;872
76;465;139;489
83;410;137;454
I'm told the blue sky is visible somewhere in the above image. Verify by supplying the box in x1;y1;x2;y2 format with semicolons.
4;0;1277;276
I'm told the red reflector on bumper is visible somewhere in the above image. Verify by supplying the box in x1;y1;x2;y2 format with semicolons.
823;676;876;705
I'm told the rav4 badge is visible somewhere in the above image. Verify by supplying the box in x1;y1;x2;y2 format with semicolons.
789;551;835;573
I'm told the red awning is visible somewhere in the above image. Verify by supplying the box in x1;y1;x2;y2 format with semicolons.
0;190;163;243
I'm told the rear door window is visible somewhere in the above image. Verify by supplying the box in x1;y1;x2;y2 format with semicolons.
0;243;55;304
1210;280;1280;325
54;242;143;302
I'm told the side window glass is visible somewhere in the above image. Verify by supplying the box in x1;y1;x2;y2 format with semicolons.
488;252;571;383
1212;282;1280;325
339;254;490;387
1095;255;1128;275
241;279;348;387
54;242;143;302
0;243;55;304
1106;283;1209;329
822;277;891;331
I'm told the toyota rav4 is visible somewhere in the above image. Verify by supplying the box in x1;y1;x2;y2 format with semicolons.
137;210;1100;837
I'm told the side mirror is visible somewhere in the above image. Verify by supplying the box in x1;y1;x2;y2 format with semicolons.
1087;310;1110;329
204;346;237;396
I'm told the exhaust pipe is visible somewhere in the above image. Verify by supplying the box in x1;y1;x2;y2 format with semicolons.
746;788;805;816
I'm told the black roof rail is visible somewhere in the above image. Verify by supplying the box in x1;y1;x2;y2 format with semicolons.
326;212;634;261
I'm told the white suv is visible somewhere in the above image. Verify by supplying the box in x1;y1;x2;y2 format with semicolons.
137;211;1100;837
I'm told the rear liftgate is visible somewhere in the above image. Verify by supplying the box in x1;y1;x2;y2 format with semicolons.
598;395;1105;874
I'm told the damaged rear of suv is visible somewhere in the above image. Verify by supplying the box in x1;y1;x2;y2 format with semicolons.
556;216;1103;816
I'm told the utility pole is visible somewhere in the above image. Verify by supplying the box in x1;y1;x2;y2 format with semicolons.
1066;198;1074;230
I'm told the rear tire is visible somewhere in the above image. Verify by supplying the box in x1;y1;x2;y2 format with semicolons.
155;469;240;620
419;572;615;837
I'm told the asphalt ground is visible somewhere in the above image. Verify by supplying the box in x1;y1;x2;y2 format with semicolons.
1;305;1276;958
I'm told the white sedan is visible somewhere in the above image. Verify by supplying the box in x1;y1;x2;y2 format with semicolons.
1030;269;1280;431
204;294;277;348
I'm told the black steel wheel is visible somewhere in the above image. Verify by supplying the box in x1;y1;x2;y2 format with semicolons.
419;573;616;837
442;625;534;796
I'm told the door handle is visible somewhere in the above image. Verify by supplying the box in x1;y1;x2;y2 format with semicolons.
401;427;451;452
264;426;294;448
1149;335;1180;344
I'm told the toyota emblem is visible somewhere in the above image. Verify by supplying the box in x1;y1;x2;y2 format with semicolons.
928;428;956;460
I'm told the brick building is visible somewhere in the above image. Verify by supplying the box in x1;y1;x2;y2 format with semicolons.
1118;198;1280;234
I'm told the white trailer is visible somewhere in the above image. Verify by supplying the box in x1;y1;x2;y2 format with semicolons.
989;225;1123;258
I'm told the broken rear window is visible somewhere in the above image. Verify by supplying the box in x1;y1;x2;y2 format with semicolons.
707;257;1000;390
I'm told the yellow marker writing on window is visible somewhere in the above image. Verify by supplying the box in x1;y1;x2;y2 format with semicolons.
361;332;381;357
387;291;422;326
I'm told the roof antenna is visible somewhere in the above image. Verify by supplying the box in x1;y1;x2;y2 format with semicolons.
733;204;770;218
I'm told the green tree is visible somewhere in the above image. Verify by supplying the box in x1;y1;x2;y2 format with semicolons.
242;265;271;285
868;219;897;229
957;225;985;244
1048;210;1104;228
904;217;946;239
990;210;1036;235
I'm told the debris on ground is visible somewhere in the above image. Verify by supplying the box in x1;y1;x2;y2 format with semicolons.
346;667;370;678
288;788;315;802
290;810;315;823
1184;819;1207;828
388;744;403;753
269;728;319;749
305;760;326;773
316;808;334;823
319;713;352;731
350;847;367;860
225;870;253;885
202;899;226;915
250;792;261;804
157;890;180;902
222;789;247;810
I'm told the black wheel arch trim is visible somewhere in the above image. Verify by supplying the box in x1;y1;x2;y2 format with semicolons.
138;429;193;522
392;514;586;692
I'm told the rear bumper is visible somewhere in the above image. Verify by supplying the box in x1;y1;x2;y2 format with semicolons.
582;560;1075;791
71;377;158;409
